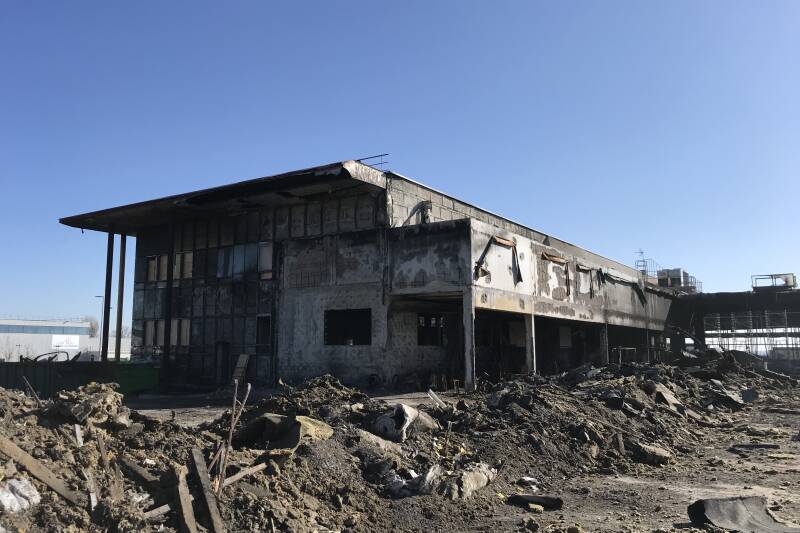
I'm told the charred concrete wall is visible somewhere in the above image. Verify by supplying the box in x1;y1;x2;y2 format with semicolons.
127;167;673;389
470;219;537;314
130;189;386;386
389;176;673;332
389;220;471;295
277;222;471;386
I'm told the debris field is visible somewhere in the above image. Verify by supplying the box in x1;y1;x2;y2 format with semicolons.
1;350;799;532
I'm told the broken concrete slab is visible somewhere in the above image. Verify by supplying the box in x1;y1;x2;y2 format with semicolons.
373;403;439;443
0;477;41;513
630;441;673;465
687;496;800;532
441;462;496;500
234;413;333;453
507;494;564;511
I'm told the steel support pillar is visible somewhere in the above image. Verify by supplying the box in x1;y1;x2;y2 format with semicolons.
463;287;476;391
114;234;126;362
101;232;114;362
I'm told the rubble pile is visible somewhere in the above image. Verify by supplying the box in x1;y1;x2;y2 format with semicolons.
0;349;797;532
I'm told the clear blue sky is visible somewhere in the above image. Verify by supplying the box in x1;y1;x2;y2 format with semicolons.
1;1;798;325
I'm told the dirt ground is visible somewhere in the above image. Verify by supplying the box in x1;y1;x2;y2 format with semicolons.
541;407;800;531
2;354;799;533
128;387;800;532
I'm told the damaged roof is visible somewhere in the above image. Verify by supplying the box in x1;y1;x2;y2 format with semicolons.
59;160;386;235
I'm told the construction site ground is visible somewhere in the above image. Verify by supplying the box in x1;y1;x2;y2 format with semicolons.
1;350;799;532
126;389;800;532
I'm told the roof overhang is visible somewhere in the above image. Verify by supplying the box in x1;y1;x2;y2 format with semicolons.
59;160;386;235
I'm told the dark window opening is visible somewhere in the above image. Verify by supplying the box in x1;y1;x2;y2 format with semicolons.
325;309;371;345
146;254;171;282
258;242;274;279
417;313;445;346
217;247;233;278
257;315;272;348
173;252;193;279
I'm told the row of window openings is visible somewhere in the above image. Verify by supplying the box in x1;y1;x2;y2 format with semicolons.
142;313;445;348
146;243;274;282
164;199;378;253
316;310;448;346
143;316;273;348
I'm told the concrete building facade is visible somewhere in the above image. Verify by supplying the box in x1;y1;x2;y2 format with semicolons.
61;161;674;390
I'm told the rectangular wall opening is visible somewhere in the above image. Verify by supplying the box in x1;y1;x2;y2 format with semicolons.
534;316;605;374
474;309;527;379
324;309;372;345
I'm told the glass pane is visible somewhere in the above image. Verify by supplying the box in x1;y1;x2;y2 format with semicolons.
156;320;165;346
233;245;245;275
170;319;179;347
258;242;273;272
158;255;168;281
147;257;157;281
181;319;191;346
182;251;193;279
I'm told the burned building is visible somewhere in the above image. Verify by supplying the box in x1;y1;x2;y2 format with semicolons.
60;160;674;391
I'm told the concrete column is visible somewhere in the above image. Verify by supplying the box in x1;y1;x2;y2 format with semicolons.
669;332;685;354
114;234;126;362
101;232;114;362
463;288;476;391
524;314;536;374
600;322;609;365
693;314;706;348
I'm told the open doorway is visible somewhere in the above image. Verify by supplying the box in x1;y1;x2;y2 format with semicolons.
474;310;527;380
534;317;605;375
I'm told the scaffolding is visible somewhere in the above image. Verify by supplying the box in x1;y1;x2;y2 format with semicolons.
703;310;800;359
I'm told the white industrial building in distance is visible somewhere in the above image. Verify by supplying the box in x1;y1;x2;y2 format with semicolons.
0;318;97;361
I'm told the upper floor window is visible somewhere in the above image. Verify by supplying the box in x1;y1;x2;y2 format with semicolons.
259;242;274;279
146;255;170;282
174;252;193;279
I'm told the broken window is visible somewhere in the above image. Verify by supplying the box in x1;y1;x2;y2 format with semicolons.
147;257;158;282
244;243;258;274
217;247;233;278
147;254;171;282
170;319;191;347
173;252;194;280
256;315;272;348
158;255;168;281
144;320;155;346
182;252;193;278
258;242;274;279
156;319;165;347
145;319;166;347
324;309;371;346
417;313;445;346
